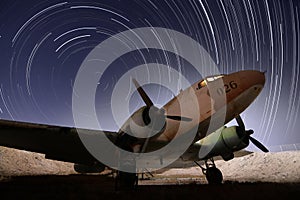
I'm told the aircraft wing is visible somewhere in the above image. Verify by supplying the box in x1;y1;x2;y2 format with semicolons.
161;144;252;170
0;119;117;166
0;118;253;170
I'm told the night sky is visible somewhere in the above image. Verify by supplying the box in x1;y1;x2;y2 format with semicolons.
0;0;299;151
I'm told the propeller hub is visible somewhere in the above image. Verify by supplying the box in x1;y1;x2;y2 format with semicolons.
235;115;269;152
131;78;191;139
142;106;166;132
246;129;254;135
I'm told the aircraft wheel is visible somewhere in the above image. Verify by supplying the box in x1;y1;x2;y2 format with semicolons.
205;167;223;184
116;171;138;190
115;133;139;190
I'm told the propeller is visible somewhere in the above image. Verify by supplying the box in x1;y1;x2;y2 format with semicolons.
132;78;192;122
249;137;269;152
235;115;269;152
132;79;153;108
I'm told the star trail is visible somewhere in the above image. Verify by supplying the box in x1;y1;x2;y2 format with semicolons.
0;0;299;150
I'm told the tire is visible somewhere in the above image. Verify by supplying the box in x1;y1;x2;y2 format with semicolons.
206;167;223;184
116;171;138;190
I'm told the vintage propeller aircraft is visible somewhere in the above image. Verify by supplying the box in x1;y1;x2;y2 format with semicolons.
0;70;268;189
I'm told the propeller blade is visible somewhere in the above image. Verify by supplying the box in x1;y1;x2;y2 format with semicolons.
249;136;269;152
235;115;268;152
235;115;245;131
166;115;192;122
132;78;153;107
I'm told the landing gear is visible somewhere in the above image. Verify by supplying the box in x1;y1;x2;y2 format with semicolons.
115;133;139;191
205;167;223;184
195;158;223;184
115;154;138;190
115;171;138;190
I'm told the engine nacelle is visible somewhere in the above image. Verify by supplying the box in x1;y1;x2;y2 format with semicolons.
198;126;249;161
120;106;166;139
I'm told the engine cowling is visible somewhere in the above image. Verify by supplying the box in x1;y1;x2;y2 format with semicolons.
198;126;249;161
120;106;166;139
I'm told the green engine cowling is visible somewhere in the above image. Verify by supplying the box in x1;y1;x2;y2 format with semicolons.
198;126;249;161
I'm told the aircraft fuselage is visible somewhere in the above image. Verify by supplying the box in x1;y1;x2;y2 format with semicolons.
155;70;265;142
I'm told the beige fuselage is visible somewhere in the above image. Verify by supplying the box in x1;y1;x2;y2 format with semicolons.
155;70;265;142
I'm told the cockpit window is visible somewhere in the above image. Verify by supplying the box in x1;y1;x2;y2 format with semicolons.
200;80;207;87
197;75;224;90
196;80;207;90
206;75;224;82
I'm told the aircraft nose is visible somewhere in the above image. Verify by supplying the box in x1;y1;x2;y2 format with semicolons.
254;71;265;86
241;70;265;88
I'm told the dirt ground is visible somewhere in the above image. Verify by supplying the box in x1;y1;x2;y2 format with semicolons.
0;174;299;200
1;147;300;199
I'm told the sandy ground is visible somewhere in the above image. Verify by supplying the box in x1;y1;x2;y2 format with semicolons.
1;147;300;182
0;147;75;177
1;175;299;200
157;151;300;183
0;147;300;199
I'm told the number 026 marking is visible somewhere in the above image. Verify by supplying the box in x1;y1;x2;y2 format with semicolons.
217;81;237;95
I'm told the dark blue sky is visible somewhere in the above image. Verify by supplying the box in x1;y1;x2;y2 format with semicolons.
0;0;299;150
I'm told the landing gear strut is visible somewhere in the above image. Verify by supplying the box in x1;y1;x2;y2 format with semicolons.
195;158;223;184
115;170;138;190
115;133;139;190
